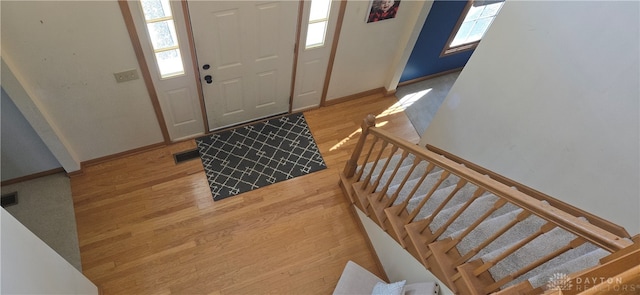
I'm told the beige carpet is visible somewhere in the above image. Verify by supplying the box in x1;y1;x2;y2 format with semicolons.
1;172;81;271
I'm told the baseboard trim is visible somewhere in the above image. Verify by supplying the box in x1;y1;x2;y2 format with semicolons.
1;167;67;186
346;203;390;283
67;169;84;178
292;104;321;113
426;144;631;239
397;67;464;87
323;87;385;107
383;88;397;97
77;142;167;173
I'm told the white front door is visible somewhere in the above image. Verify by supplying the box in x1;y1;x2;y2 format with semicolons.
187;1;299;131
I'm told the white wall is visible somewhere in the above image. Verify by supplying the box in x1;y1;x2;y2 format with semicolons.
356;208;453;294
326;0;430;100
1;88;61;181
2;58;82;172
1;208;98;294
1;1;164;163
0;0;434;165
421;1;640;234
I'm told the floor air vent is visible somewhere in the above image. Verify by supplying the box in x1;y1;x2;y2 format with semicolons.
173;149;200;164
1;192;18;207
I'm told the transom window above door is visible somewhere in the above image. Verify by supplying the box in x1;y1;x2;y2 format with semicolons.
442;0;505;56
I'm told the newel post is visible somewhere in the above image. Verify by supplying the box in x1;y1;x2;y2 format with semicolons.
343;114;376;178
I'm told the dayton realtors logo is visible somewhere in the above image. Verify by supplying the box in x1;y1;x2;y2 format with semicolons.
547;272;638;293
547;273;573;290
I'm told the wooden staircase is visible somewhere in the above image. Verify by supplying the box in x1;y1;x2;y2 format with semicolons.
339;115;637;295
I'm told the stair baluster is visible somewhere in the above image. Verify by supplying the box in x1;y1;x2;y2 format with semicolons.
443;198;509;253
400;170;450;220
371;145;398;199
386;163;435;207
385;157;423;203
454;210;533;265
357;137;380;189
374;150;409;201
429;188;486;243
417;180;468;232
472;222;557;276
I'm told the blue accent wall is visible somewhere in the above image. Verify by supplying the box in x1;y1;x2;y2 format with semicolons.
400;0;473;82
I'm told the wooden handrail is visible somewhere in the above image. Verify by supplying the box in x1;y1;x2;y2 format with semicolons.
367;127;632;252
343;114;376;178
426;144;631;239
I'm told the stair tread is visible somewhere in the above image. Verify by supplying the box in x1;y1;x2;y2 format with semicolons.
406;182;481;222
358;153;416;184
425;193;495;237
384;161;447;197
467;213;547;261
482;227;577;285
445;201;521;245
388;170;458;205
504;243;607;289
362;155;447;194
429;193;519;240
525;247;609;289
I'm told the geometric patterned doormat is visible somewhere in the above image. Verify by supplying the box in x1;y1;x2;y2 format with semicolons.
195;113;326;201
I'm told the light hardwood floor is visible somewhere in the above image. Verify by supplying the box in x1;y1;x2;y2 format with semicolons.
71;94;420;294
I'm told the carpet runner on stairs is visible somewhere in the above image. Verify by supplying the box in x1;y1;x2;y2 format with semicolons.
355;154;614;292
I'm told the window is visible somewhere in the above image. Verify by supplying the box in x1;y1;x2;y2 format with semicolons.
140;0;185;78
442;0;505;56
305;0;332;48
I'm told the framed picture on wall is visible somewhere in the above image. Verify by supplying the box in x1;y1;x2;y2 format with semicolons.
367;0;401;23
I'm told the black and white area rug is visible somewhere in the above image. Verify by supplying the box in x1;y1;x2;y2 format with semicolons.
196;113;326;201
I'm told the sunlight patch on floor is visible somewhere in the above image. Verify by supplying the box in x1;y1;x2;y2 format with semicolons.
377;88;432;118
330;129;362;151
328;90;428;152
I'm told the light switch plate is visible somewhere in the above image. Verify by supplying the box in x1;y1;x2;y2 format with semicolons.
114;69;139;83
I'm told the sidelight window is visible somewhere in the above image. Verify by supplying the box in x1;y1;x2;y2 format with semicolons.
140;0;185;78
305;0;332;49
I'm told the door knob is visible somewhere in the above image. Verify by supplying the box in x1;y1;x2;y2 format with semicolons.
202;64;210;70
204;75;213;84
